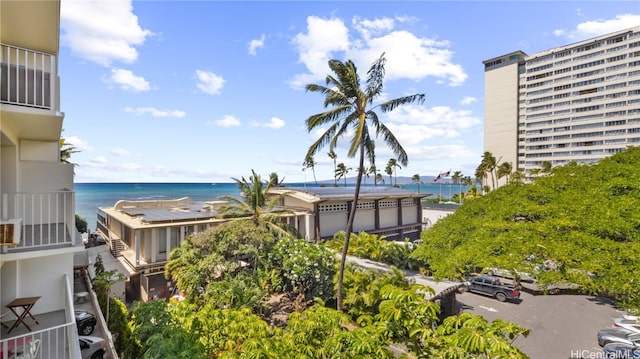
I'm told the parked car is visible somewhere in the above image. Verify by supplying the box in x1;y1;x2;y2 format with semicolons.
485;267;535;283
598;327;640;347
79;335;106;359
75;310;97;336
603;342;640;358
466;275;520;302
614;318;640;335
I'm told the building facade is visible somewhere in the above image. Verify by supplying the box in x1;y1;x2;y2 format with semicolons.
483;26;640;177
95;187;427;302
1;1;84;357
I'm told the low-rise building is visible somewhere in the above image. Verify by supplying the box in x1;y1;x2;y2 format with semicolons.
95;186;428;302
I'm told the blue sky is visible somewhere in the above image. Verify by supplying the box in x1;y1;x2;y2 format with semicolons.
59;1;640;183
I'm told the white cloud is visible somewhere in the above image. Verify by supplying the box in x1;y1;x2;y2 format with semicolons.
213;115;241;127
124;106;186;118
248;34;266;55
290;16;350;89
554;14;640;41
196;70;225;94
260;117;286;129
60;0;153;67
64;136;94;152
385;105;481;145
460;96;477;105
107;69;151;92
110;148;131;157
290;15;468;89
90;156;108;165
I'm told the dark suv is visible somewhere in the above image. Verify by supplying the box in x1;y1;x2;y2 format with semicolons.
75;310;97;335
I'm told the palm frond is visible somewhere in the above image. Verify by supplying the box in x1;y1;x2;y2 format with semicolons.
379;94;425;113
376;122;408;166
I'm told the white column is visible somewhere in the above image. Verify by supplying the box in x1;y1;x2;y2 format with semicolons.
180;226;185;245
151;228;156;263
305;213;310;241
166;227;171;257
135;230;140;266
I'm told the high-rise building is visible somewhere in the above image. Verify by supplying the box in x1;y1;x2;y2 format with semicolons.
483;26;640;178
1;1;85;357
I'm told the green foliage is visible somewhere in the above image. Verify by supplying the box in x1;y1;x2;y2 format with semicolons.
266;236;337;302
165;220;275;306
75;214;88;233
107;297;135;356
205;274;266;311
219;169;299;237
326;231;416;269
411;146;640;308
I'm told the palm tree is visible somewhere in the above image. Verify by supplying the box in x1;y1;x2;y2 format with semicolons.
335;162;351;187
385;163;393;187
411;174;422;193
219;169;297;237
60;136;79;166
497;161;513;185
328;150;338;186
375;173;385;186
303;154;318;185
477;151;498;191
304;53;425;310
269;172;285;187
387;158;401;187
451;170;463;204
367;165;377;187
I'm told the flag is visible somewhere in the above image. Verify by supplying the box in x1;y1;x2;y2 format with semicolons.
433;170;451;182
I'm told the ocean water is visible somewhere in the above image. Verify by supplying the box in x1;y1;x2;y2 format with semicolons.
74;182;464;232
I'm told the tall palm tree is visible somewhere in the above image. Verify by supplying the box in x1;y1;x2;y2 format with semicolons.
303;154;318;185
497;161;513;185
304;53;425;310
367;165;377;187
385;163;393;187
219;170;297;237
411;173;422;193
387;158;401;187
328;150;338;186
375;173;385;186
451;170;463;203
335;162;351;187
478;151;498;191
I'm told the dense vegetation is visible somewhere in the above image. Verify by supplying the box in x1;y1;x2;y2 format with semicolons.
411;146;640;308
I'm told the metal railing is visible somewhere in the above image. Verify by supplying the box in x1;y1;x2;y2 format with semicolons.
0;43;55;110
1;191;76;250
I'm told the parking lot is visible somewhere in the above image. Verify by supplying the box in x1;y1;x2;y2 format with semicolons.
457;289;622;358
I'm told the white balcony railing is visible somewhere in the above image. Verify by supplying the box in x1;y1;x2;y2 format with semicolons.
1;191;76;251
0;43;55;110
0;275;80;358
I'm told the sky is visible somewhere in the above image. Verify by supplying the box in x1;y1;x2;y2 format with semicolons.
58;1;640;183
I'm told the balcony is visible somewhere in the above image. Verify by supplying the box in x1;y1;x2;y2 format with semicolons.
0;43;56;111
0;275;80;359
1;191;77;252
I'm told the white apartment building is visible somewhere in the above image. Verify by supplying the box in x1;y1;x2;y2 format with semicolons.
1;1;84;357
483;26;640;177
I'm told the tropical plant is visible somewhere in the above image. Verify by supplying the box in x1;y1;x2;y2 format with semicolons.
165;221;276;307
387;158;401;187
328;150;338;186
335;162;351;187
304;53;425;310
303;154;318;185
75;214;88;234
218;169;297;237
266;236;337;302
478;151;498;190
385;162;393;186
368;165;378;187
412;174;423;193
497;161;513;185
59;135;79;165
411;146;640;310
375;173;385;186
451;171;463;203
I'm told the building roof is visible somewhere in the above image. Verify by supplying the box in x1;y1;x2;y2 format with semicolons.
269;186;429;203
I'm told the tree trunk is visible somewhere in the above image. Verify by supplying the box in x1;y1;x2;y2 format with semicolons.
336;144;365;311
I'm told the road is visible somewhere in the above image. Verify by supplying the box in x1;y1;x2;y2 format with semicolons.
346;255;623;359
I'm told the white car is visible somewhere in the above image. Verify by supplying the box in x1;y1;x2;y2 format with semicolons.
79;335;106;359
485;267;535;283
614;318;640;335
